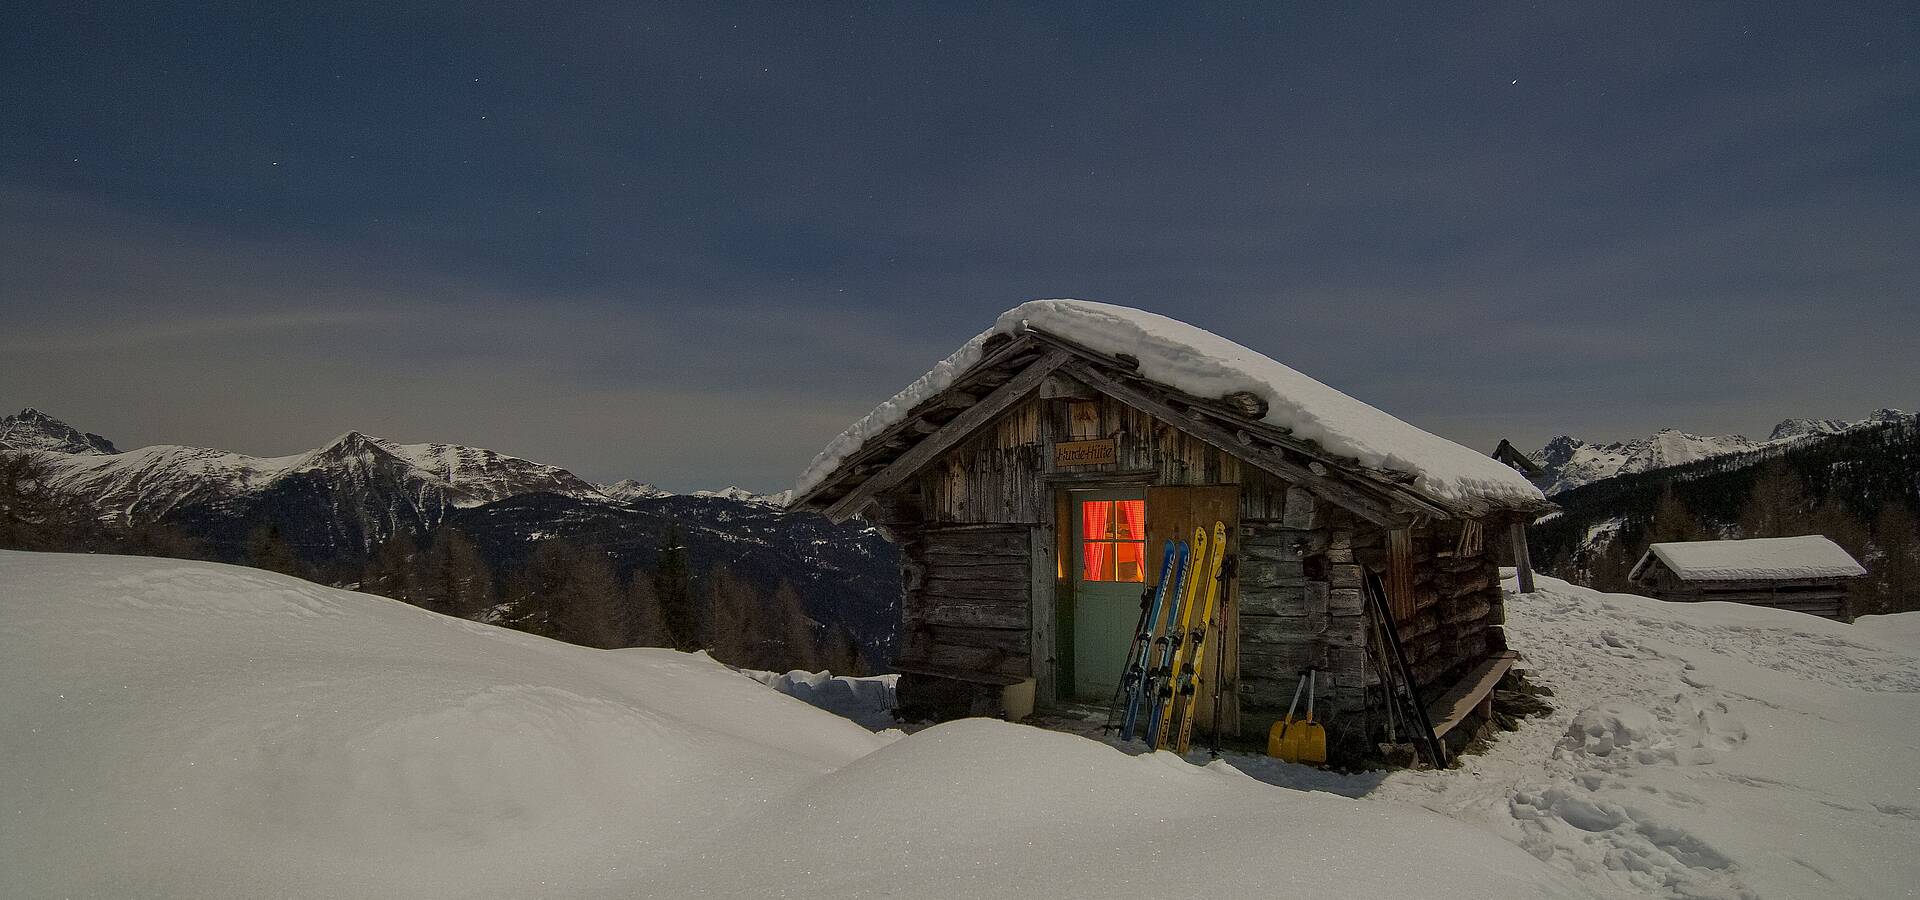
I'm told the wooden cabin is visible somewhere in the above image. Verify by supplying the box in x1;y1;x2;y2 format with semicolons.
1628;535;1865;621
789;301;1554;762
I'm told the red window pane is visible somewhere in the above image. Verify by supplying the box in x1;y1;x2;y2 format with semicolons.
1113;499;1145;540
1114;541;1145;582
1080;500;1111;540
1081;541;1111;581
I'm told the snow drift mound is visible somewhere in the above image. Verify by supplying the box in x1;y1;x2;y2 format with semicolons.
650;719;1591;899
1;551;1581;899
0;551;887;899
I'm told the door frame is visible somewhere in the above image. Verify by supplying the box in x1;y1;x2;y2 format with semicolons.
1059;485;1152;702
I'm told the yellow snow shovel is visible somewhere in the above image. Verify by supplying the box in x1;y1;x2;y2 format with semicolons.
1266;669;1328;765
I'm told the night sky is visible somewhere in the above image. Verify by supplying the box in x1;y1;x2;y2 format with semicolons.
4;4;1915;491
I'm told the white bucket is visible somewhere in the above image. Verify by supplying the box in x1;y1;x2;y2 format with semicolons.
1001;678;1036;721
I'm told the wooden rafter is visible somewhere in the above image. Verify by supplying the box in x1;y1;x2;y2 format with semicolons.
822;348;1073;522
1024;325;1466;519
1063;360;1408;527
787;335;1047;511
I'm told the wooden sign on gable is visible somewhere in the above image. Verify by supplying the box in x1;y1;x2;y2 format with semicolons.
1053;438;1117;467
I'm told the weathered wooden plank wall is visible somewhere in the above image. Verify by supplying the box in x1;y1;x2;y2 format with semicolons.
896;523;1034;683
925;392;1238;525
1640;561;1854;620
1232;473;1373;751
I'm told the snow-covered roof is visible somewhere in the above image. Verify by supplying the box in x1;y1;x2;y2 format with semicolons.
1631;536;1867;582
793;299;1546;510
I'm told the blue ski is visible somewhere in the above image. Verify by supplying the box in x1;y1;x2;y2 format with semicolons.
1121;540;1183;740
1144;548;1190;744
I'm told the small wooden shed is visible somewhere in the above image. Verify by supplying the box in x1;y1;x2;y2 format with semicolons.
1628;535;1865;620
789;301;1554;761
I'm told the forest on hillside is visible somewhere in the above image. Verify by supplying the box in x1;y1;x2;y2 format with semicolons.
1534;417;1920;615
0;452;868;675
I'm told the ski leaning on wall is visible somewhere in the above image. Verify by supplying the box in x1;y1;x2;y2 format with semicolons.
1104;540;1179;736
1118;540;1184;741
1145;528;1205;747
1165;520;1230;754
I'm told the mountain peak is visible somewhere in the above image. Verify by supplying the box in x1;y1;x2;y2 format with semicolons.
1767;417;1846;442
314;430;395;453
0;408;120;455
692;486;792;506
599;479;672;502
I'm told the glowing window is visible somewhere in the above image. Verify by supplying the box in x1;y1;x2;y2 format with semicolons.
1080;499;1146;582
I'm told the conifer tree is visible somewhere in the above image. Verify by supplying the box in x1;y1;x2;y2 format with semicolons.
549;544;627;649
623;573;672;648
773;580;822;672
421;526;494;618
362;530;419;599
821;623;865;676
653;523;697;650
702;565;757;664
1871;503;1919;614
1738;462;1810;538
247;523;303;578
1648;484;1704;544
0;453;90;550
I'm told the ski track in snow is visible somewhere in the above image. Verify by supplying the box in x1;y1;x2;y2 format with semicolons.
1222;574;1920;900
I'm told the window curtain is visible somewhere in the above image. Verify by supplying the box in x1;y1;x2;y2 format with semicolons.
1114;499;1146;581
1081;500;1110;581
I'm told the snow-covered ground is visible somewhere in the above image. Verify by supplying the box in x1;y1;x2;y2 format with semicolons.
6;552;1914;898
1;551;1585;899
1225;572;1920;899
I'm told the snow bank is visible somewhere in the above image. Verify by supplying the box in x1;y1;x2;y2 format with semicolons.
793;299;1545;509
1637;534;1867;581
647;719;1591;899
1;551;1575;899
1854;610;1920;650
743;667;899;730
0;552;888;899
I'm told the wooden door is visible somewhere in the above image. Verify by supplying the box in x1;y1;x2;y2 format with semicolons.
1145;485;1241;736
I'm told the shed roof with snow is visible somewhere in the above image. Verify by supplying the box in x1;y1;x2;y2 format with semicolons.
791;300;1549;522
1630;536;1867;583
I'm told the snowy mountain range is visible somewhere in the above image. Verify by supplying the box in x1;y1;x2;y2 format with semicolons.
1528;408;1909;495
0;408;790;527
0;408;898;657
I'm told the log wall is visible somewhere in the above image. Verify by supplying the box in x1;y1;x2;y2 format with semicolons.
1638;564;1854;620
1233;471;1374;755
896;522;1035;683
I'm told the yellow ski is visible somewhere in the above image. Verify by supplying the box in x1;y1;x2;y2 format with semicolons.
1172;520;1230;754
1154;525;1210;749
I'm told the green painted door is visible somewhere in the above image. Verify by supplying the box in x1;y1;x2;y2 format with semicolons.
1069;489;1151;700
